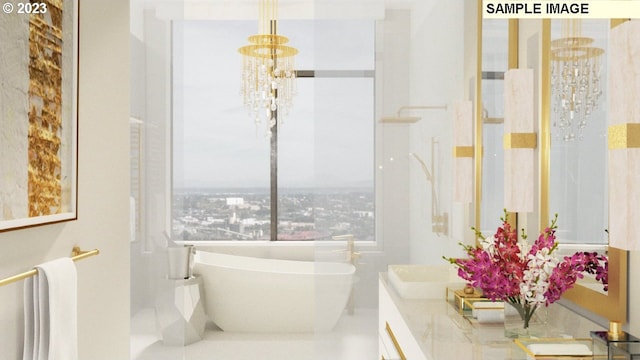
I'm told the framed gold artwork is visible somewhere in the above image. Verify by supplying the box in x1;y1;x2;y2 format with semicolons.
0;0;79;231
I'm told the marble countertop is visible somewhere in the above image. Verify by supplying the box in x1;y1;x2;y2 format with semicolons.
380;273;606;360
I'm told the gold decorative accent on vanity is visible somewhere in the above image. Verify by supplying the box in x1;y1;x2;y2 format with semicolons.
514;338;594;359
608;123;640;149
385;322;407;360
503;132;537;149
609;321;624;339
446;286;485;312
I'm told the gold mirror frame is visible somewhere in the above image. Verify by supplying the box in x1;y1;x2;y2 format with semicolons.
540;19;628;323
474;0;482;229
474;4;517;235
474;10;628;323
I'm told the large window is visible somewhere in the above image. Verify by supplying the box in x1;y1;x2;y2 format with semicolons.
172;19;375;241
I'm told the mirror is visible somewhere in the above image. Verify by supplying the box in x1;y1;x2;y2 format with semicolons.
477;16;628;323
477;18;513;237
542;19;627;323
549;19;608;248
476;15;520;237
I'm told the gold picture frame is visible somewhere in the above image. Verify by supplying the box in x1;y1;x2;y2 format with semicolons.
0;0;79;231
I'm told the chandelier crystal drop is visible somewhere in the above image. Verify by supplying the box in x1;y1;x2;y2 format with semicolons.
239;0;298;137
550;20;604;141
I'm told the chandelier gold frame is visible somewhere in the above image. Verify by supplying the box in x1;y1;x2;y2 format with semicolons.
238;0;298;136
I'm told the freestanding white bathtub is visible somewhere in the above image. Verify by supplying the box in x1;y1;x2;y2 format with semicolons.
193;251;356;333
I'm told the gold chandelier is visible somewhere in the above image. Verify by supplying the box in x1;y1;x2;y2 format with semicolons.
239;0;298;137
551;19;604;141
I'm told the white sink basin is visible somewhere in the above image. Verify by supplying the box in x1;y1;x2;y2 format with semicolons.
388;264;465;299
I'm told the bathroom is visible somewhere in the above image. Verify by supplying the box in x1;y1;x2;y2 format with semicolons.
129;0;466;358
0;0;640;359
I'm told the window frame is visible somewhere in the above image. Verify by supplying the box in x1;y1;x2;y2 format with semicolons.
169;19;377;244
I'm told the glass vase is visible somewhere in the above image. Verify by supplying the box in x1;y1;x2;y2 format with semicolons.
503;301;548;338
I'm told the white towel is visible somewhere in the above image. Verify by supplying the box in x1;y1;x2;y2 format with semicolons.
23;270;45;360
23;277;35;360
475;309;505;323
24;258;78;360
527;343;593;356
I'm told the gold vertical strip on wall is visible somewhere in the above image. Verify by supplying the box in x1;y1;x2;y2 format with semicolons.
508;20;519;70
506;20;519;229
539;19;551;231
474;0;483;235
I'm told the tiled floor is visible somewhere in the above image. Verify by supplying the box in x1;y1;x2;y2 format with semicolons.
131;308;378;360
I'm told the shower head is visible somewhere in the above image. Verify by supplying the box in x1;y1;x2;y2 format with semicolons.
409;153;433;182
379;105;447;124
379;116;421;124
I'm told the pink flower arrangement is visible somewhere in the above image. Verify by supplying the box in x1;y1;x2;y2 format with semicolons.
445;211;607;329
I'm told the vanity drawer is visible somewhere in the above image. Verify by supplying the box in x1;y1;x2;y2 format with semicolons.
379;322;405;360
379;277;427;360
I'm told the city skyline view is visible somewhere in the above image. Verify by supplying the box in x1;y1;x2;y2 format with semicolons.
172;187;374;241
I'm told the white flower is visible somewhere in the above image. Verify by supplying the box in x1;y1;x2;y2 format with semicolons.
480;236;496;255
519;247;560;307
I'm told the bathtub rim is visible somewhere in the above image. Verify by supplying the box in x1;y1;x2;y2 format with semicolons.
176;239;378;249
194;250;356;276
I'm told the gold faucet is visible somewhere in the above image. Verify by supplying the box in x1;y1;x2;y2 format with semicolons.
332;234;360;315
332;234;361;264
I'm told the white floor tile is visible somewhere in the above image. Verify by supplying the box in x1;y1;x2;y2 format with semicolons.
131;308;378;360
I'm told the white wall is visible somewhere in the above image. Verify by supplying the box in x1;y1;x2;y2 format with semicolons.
130;7;174;316
407;0;466;264
0;0;131;359
376;8;412;267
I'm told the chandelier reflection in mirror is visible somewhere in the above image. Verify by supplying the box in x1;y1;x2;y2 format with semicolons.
239;0;298;137
551;20;604;141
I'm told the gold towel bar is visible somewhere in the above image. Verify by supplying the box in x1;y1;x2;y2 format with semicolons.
0;246;100;288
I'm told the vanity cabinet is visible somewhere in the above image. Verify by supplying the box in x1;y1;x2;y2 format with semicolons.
378;277;426;360
378;273;605;360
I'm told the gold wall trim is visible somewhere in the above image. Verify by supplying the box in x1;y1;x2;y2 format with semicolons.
508;20;519;70
454;146;474;158
385;322;407;360
504;132;537;149
540;19;551;231
558;19;630;324
507;20;519;232
484;117;504;124
611;19;631;28
608;123;640;149
563;247;628;322
474;0;483;233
